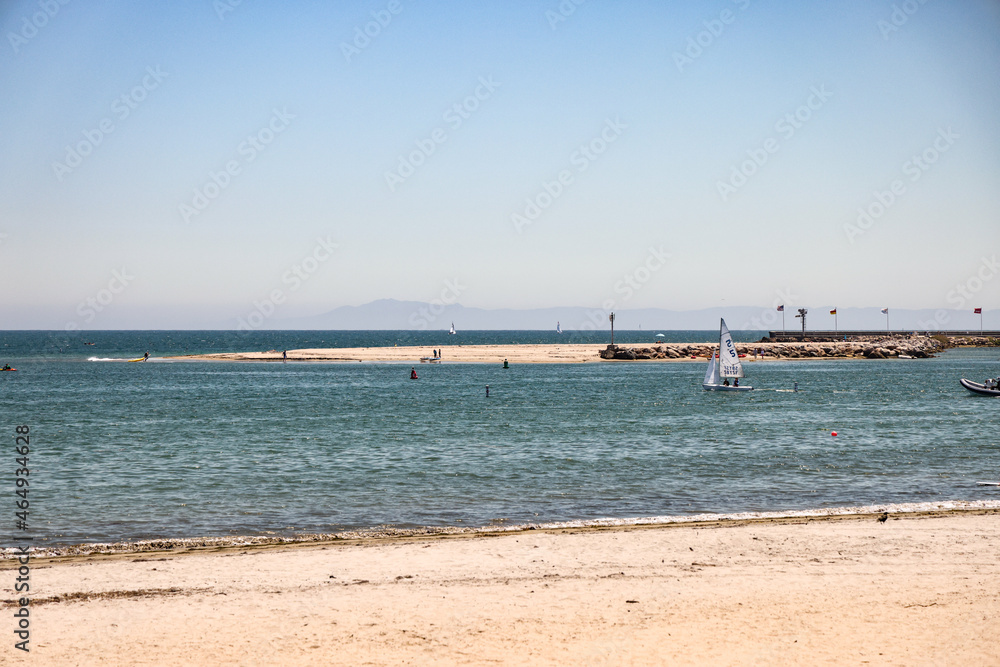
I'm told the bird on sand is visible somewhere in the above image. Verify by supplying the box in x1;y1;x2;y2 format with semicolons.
877;511;889;523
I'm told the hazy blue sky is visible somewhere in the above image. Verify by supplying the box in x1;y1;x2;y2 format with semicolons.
2;0;998;329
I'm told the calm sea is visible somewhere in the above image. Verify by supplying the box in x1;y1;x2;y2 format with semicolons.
1;331;998;546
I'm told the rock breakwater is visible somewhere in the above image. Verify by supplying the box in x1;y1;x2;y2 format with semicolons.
600;335;947;361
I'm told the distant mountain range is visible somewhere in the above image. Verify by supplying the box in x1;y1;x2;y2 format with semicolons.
7;299;990;331
274;299;993;332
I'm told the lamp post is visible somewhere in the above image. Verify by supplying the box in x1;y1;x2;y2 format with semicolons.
609;312;615;347
795;308;808;339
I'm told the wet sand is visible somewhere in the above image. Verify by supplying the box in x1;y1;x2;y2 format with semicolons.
5;504;998;665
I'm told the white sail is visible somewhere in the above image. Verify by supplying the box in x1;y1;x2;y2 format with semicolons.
703;353;720;385
718;319;744;378
556;322;561;334
449;322;456;334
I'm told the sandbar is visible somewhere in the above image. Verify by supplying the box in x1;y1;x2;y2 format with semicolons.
168;337;943;364
171;343;611;363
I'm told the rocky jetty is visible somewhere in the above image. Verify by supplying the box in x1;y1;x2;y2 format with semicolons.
599;335;948;361
947;335;1000;347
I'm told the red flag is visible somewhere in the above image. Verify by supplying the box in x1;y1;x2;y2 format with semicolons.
830;308;837;315
974;308;983;314
776;305;784;312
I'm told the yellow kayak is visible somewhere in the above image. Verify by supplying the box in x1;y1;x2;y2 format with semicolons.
128;357;146;362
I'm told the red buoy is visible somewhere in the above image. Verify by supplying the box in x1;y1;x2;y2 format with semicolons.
831;431;838;437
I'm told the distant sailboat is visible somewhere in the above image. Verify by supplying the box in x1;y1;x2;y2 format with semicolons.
449;322;456;335
703;318;753;391
556;321;562;334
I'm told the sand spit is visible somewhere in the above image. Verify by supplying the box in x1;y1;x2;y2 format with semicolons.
168;343;608;364
166;335;959;364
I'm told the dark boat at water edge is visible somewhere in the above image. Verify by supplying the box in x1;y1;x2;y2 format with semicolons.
960;378;1000;397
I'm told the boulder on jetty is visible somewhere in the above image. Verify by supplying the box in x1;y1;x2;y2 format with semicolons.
601;334;945;361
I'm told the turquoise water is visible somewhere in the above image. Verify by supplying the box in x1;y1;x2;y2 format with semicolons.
1;332;998;546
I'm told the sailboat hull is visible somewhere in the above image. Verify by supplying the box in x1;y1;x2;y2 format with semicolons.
703;383;753;392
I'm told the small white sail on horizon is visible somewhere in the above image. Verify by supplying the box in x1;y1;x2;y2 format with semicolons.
449;322;456;335
556;321;562;334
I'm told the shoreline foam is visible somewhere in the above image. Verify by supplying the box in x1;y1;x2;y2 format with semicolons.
6;499;998;561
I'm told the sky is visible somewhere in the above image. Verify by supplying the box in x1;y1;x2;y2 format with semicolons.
1;0;998;329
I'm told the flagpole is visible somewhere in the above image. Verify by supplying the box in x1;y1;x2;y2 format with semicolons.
834;309;838;332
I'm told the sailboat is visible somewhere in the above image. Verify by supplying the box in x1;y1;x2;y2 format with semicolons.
449;322;456;335
556;321;562;334
703;318;753;391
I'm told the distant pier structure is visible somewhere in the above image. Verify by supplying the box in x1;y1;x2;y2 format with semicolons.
767;330;1000;342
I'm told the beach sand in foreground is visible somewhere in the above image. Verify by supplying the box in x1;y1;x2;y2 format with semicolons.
8;510;998;665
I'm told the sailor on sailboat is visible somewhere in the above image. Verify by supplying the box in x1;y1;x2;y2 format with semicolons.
703;318;753;391
556;322;562;334
449;322;456;335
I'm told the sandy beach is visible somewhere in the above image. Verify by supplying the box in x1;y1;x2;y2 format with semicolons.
166;339;937;364
6;507;998;665
170;343;611;364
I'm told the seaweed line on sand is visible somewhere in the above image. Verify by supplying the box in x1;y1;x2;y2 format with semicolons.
3;499;999;560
